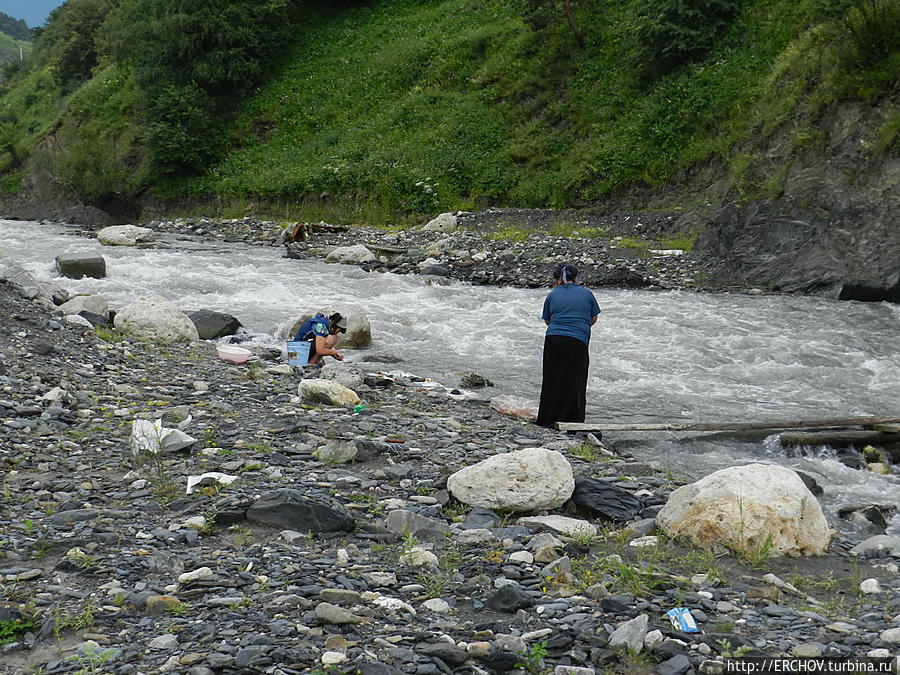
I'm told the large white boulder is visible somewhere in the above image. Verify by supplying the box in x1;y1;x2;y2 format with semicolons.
325;244;377;265
298;379;361;406
422;212;458;232
284;307;372;349
656;463;832;557
97;225;155;246
113;295;200;344
447;448;574;513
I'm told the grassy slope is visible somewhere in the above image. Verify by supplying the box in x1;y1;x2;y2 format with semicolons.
189;0;827;221
1;0;897;222
0;31;31;65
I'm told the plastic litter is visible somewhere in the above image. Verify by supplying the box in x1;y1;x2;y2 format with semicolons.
489;395;538;421
186;472;240;495
667;607;700;632
130;419;197;455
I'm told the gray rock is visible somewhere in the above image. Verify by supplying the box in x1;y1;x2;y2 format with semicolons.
851;535;900;558
314;601;365;624
486;585;535;612
415;642;468;665
187;310;242;339
55;254;106;280
384;509;448;537
656;654;692;675
609;613;648;652
247;488;355;533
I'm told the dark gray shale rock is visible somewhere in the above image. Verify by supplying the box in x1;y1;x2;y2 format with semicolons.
0;244;899;675
246;488;355;533
187;309;243;340
54;254;106;280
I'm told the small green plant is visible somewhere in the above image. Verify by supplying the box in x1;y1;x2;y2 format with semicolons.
401;530;419;554
202;428;219;448
563;529;597;548
715;638;752;658
67;643;118;675
66;547;98;570
93;327;127;343
515;641;548;673
417;572;448;599
734;532;774;569
130;423;180;504
229;524;252;548
0;612;36;647
569;442;606;462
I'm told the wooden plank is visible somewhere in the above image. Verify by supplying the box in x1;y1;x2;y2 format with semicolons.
873;424;900;434
365;243;407;254
556;415;900;433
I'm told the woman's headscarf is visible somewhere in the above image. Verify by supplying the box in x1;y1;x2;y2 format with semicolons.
553;263;579;284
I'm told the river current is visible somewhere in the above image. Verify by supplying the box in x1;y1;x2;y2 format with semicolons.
3;219;899;534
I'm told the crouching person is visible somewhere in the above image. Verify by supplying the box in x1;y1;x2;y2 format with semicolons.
293;312;346;365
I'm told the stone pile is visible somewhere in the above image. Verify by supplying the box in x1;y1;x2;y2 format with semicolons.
0;255;899;674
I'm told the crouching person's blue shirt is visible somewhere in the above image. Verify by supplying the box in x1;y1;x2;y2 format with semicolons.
542;284;601;345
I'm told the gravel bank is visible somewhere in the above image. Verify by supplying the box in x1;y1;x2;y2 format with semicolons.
1;219;899;675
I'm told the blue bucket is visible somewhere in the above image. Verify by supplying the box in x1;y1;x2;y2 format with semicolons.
285;341;311;366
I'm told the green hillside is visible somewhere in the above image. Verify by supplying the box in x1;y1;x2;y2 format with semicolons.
0;31;31;67
0;0;897;224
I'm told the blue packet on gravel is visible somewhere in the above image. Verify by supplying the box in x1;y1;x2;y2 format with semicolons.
667;607;700;632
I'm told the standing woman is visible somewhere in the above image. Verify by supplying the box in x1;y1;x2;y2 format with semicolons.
536;263;601;427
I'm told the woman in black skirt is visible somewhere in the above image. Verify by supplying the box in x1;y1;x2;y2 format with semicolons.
536;263;601;427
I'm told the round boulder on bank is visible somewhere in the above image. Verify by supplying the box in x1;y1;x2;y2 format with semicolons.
447;447;574;512
656;463;833;557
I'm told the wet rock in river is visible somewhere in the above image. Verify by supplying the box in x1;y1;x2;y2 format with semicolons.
54;253;106;280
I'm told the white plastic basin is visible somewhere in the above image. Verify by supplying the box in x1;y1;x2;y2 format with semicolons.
216;344;252;364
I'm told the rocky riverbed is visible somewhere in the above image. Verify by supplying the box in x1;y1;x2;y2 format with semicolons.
64;209;725;294
1;217;900;675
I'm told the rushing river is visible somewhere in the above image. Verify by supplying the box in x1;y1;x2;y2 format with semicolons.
3;218;899;534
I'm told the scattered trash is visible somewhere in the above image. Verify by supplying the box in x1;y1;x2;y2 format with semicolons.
353;404;368;414
186;472;240;495
130;419;197;455
490;395;538;421
216;344;252;364
667;607;699;632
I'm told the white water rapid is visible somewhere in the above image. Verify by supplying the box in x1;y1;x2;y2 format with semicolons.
3;219;899;534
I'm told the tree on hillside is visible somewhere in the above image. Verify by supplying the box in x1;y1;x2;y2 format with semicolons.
33;0;119;90
101;0;294;175
524;0;587;46
631;0;741;79
0;12;31;41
